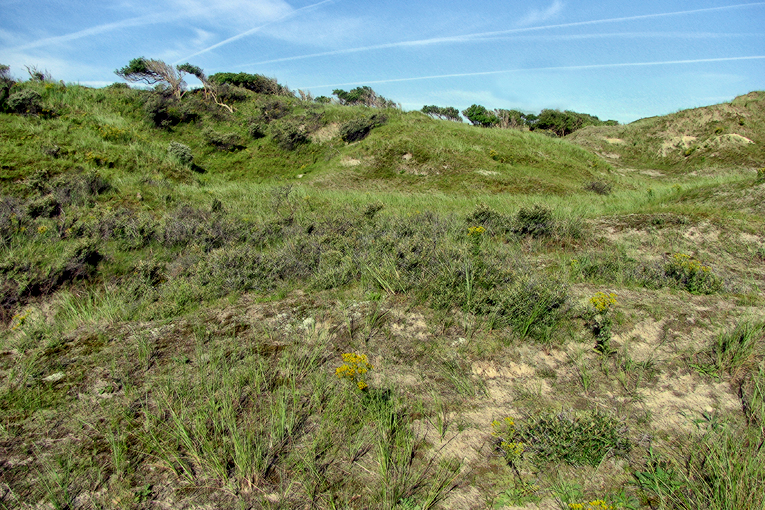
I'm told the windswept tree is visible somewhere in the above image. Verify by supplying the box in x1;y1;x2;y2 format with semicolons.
115;57;187;98
421;105;462;122
462;104;499;127
332;86;399;108
176;63;234;113
494;109;537;129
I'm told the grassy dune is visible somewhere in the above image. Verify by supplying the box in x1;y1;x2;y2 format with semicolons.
1;82;764;509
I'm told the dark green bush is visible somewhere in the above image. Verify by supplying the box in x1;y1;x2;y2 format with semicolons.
340;114;387;142
248;120;267;139
202;128;244;151
208;72;292;96
517;410;631;466
270;119;309;150
6;88;43;115
142;92;198;128
514;205;554;237
461;104;498;127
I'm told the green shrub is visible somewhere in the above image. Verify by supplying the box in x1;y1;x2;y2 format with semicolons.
26;195;60;218
208;72;292;96
461;104;498;127
202;128;243;151
6;88;43;115
583;180;613;195
506;410;631;467
514;205;554;238
340;114;387;142
142;92;198;128
664;253;722;294
167;141;193;165
247;119;267;139
270;119;309;150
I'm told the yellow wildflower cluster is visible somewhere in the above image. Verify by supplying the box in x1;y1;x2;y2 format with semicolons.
335;353;373;391
37;225;48;234
589;292;617;313
11;310;31;331
468;226;486;236
569;500;614;510
492;417;525;463
671;253;710;273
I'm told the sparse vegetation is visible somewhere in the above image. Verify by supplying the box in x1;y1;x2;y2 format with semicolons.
0;74;764;509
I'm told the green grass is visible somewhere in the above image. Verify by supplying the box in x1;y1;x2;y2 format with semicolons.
1;81;764;509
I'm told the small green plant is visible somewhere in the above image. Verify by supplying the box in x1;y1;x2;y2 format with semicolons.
756;167;765;183
514;205;554;238
335;352;373;390
585;292;618;353
664;253;722;294
491;417;525;465
583;180;613;195
167;141;193;165
511;410;631;467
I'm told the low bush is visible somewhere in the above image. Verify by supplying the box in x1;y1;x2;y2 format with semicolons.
6;88;44;115
514;205;554;238
340;114;387;143
583;180;613;195
202;128;244;151
270;118;309;150
664;253;722;294
167;141;193;165
494;410;631;468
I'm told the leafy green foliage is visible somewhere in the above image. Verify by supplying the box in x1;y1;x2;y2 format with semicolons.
421;105;462;122
209;72;292;96
340;114;387;142
461;104;499;127
332;86;398;108
115;57;187;98
534;109;617;136
516;410;631;466
6;88;44;115
167;141;193;165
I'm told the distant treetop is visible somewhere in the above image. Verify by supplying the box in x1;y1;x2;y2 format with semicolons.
332;86;399;108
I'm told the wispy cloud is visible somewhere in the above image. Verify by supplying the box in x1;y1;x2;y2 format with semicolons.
7;13;172;52
176;0;338;63
302;56;765;89
516;0;564;27
5;0;295;53
238;2;765;67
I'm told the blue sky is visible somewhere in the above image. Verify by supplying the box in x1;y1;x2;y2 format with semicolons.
1;0;763;122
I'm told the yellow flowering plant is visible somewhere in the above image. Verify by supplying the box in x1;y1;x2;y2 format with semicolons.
585;292;618;353
335;353;373;391
491;417;525;465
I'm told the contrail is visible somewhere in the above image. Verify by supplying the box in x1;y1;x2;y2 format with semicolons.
176;0;337;63
8;13;175;52
236;2;765;67
301;56;765;89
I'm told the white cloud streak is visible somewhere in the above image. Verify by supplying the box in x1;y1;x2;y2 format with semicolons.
301;56;765;89
8;13;174;52
176;0;337;63
238;2;765;67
